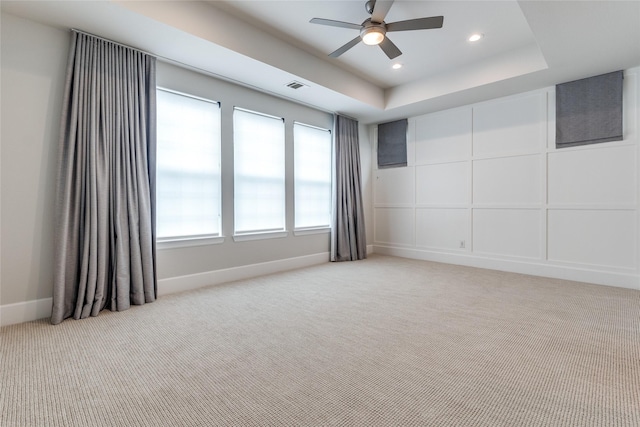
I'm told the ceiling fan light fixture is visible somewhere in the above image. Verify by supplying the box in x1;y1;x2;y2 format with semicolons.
311;0;445;59
361;26;385;45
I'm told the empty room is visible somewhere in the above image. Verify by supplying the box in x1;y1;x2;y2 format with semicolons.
1;1;639;426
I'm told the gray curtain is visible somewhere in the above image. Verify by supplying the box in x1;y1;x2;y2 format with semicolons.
331;115;367;262
51;31;157;325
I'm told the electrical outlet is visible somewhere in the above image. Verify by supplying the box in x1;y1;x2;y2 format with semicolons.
459;240;466;249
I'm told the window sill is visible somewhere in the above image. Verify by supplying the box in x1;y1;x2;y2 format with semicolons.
293;227;331;236
157;235;225;250
232;230;289;242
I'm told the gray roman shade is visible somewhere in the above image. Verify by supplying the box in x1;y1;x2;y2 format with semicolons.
556;70;623;148
377;119;408;168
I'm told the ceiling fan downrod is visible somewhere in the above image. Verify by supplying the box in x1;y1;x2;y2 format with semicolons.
365;1;375;16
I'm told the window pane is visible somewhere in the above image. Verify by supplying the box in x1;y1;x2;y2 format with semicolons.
156;89;221;238
234;109;285;233
294;123;332;228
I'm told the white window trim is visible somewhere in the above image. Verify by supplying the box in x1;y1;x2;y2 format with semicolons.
157;235;225;250
293;121;333;230
156;87;222;241
232;230;289;242
233;107;286;235
293;227;331;236
293;121;331;132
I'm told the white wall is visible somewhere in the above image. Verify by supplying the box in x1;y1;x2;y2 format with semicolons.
2;13;376;325
1;14;68;308
372;68;640;289
358;122;374;248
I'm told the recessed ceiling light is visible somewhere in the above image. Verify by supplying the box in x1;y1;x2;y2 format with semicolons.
392;63;403;70
468;33;483;42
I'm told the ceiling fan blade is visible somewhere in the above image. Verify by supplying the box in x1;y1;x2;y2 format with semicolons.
379;37;402;59
329;36;362;58
371;0;394;23
310;18;362;31
386;16;444;32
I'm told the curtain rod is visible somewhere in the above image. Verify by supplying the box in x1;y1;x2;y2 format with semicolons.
335;113;359;123
71;29;156;58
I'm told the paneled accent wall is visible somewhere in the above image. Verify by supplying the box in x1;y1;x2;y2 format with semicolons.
373;68;639;289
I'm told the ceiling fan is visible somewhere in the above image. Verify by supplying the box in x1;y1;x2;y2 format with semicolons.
310;0;444;60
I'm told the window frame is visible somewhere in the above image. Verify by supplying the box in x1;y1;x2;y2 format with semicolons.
293;121;333;232
155;87;223;247
232;107;287;239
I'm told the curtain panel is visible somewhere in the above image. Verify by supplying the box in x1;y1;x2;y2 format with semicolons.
51;31;157;324
331;115;367;262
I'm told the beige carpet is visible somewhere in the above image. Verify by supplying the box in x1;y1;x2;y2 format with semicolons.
2;254;639;426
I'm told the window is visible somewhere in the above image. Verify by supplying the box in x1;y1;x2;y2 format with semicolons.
233;108;285;234
294;122;332;229
156;89;221;240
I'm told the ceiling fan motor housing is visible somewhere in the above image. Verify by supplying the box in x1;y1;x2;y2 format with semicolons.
360;19;387;45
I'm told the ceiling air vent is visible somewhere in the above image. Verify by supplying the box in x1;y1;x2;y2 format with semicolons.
285;81;308;90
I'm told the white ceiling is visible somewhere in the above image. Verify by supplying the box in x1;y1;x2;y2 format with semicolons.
2;0;640;124
212;0;542;88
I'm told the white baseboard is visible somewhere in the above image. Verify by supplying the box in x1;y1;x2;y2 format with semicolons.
1;297;53;327
9;247;629;327
372;245;639;290
158;252;330;296
0;252;331;327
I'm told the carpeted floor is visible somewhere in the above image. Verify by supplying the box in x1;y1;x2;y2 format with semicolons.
2;254;639;426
